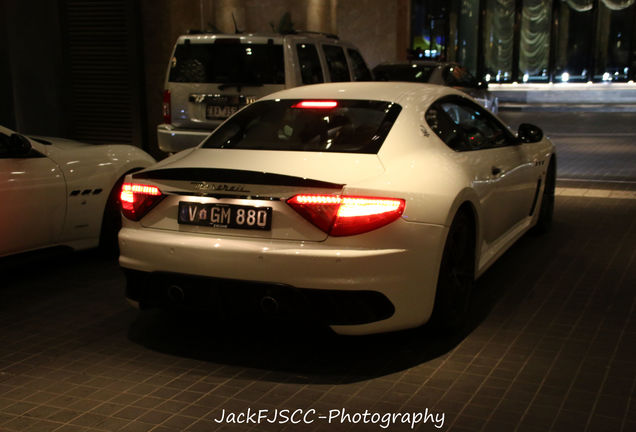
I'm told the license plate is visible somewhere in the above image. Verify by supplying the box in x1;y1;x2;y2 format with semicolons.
178;202;272;230
206;105;238;119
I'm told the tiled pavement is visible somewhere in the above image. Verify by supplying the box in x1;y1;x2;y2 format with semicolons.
1;192;635;432
551;135;636;184
500;110;636;189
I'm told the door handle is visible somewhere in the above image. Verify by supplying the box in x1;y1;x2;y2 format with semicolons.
491;166;502;176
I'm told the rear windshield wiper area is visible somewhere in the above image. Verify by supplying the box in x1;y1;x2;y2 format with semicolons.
218;82;265;91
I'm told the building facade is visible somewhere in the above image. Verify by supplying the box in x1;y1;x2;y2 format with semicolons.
412;0;636;83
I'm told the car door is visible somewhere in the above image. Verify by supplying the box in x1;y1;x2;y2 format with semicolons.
428;97;537;243
0;131;66;256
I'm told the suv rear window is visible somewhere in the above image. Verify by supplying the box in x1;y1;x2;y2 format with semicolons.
201;99;402;154
169;41;285;84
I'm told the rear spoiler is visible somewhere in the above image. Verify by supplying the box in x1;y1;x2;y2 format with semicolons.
133;168;344;189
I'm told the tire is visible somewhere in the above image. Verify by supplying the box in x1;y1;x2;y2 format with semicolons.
531;158;556;235
430;209;475;332
99;177;125;257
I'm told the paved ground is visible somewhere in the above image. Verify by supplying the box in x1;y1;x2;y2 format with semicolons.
1;194;634;432
500;111;636;187
1;111;635;432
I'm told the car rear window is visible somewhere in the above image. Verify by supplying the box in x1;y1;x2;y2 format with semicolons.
169;40;285;84
201;99;402;154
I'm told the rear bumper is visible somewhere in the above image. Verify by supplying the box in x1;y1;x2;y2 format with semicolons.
124;269;395;326
118;222;447;335
157;124;214;153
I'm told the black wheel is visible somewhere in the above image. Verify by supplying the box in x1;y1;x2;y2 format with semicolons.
99;177;125;257
430;209;475;332
532;158;556;235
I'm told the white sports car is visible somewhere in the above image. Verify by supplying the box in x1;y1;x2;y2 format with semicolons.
0;126;155;258
118;82;555;335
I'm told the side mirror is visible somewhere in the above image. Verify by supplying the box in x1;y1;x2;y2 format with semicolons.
518;123;543;143
9;133;32;156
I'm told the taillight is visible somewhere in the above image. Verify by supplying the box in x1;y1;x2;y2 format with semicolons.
287;194;405;236
162;90;171;124
120;183;164;221
292;100;338;109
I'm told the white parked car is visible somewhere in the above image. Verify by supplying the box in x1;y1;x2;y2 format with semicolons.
0;126;155;258
119;82;555;335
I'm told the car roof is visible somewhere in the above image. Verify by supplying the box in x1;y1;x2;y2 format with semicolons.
374;61;457;69
176;32;343;44
259;81;464;105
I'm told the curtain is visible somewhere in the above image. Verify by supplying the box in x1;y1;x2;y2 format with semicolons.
484;0;515;79
600;0;635;10
520;0;551;76
564;0;634;11
564;0;593;12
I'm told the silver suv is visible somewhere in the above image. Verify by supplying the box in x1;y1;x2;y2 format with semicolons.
158;32;373;153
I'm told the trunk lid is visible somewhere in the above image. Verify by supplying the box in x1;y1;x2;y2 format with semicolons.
133;150;385;242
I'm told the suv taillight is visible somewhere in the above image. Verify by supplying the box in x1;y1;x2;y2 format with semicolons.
162;90;171;124
120;183;164;221
287;194;405;236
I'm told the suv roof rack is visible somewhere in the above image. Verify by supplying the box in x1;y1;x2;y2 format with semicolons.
183;29;339;39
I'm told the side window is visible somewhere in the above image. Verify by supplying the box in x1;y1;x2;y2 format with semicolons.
296;43;324;84
425;105;465;151
347;49;372;81
441;100;510;150
426;99;512;151
323;45;351;82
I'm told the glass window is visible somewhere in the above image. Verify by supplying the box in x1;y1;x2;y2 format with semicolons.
483;0;515;82
554;0;595;82
323;45;351;82
456;0;480;76
427;98;512;151
297;43;324;84
593;1;635;82
425;105;465;150
519;0;552;83
347;49;373;81
202;99;402;154
411;0;449;60
169;41;285;84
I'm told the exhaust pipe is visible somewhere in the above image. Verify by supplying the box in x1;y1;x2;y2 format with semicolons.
260;295;279;315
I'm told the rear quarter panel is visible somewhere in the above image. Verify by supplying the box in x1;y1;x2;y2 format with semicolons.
49;144;155;244
373;95;476;228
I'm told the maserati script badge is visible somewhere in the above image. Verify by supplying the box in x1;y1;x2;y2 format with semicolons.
191;182;251;194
